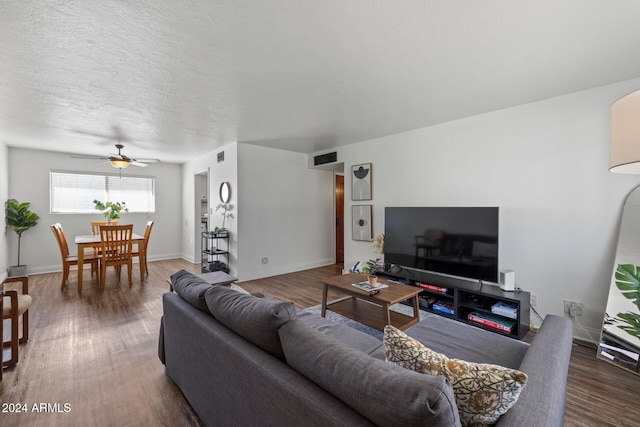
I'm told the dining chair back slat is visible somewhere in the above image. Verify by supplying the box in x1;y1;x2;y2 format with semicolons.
91;221;117;256
99;224;134;288
132;220;154;276
51;223;69;259
91;221;116;235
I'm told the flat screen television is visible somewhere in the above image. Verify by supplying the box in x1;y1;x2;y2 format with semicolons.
384;207;499;283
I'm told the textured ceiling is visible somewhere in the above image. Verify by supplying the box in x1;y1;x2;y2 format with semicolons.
2;1;640;163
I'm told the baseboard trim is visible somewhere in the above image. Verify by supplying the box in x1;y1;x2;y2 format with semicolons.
237;257;335;282
20;252;183;276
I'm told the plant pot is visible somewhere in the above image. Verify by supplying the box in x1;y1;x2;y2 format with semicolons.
368;275;378;287
8;265;27;277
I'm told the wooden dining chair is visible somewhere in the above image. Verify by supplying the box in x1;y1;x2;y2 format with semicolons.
2;275;32;368
99;224;134;288
50;223;100;290
132;220;154;276
91;221;116;235
91;221;117;257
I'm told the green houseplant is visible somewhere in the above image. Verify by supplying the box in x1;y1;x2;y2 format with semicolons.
5;199;40;276
93;200;129;223
213;203;233;235
612;263;640;340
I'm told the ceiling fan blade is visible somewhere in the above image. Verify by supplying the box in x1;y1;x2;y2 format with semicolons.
134;158;160;163
72;143;158;167
71;155;109;160
129;161;149;167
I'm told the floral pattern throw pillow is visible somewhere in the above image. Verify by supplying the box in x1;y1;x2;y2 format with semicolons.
384;325;528;427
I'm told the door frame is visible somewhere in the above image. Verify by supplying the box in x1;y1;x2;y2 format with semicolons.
194;168;209;261
335;173;345;263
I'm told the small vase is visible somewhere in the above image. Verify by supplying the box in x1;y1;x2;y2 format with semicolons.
368;275;378;287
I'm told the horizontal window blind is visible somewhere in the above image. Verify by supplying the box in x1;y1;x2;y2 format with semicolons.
50;171;155;213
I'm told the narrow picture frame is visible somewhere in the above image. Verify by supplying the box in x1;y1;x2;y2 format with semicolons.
352;204;373;241
351;163;372;201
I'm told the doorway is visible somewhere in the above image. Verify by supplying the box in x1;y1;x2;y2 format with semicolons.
335;174;344;263
194;169;209;260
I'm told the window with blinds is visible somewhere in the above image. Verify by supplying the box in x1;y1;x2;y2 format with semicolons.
50;171;155;213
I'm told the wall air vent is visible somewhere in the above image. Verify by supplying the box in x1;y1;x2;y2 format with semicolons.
314;151;337;166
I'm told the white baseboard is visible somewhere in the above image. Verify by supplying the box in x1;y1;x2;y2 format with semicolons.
531;314;602;345
181;253;197;264
19;252;183;276
570;321;601;345
237;257;335;282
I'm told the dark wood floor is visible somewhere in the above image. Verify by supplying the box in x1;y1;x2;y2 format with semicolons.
1;259;638;426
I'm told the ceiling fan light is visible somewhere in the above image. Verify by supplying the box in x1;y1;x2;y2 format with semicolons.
110;159;129;169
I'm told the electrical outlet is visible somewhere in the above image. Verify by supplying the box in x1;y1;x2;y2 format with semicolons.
530;294;537;306
261;257;269;265
563;300;583;317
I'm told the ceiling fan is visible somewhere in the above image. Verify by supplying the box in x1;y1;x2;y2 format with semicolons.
72;144;160;169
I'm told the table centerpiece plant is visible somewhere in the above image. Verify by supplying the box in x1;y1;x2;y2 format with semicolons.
93;199;129;223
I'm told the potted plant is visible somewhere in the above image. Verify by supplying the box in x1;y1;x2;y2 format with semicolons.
610;263;640;340
93;200;129;223
213;203;233;236
5;199;40;276
352;258;380;287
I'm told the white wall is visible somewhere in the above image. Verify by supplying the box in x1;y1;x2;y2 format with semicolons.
236;144;335;281
181;143;238;272
182;143;335;281
7;147;183;274
319;78;640;341
0;142;8;281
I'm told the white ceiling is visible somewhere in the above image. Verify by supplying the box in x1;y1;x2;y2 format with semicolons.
2;1;640;164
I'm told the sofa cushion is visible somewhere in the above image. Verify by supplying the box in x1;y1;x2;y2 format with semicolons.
295;309;383;355
384;325;528;427
279;319;461;427
170;269;212;313
205;285;296;360
400;313;529;369
229;283;251;295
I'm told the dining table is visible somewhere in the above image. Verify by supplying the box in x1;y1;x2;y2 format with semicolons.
74;233;145;292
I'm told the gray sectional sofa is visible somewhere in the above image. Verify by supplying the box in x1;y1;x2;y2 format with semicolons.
158;271;573;427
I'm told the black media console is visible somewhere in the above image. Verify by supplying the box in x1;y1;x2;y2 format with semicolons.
379;268;530;339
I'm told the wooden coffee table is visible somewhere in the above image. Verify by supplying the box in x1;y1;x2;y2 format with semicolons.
321;273;422;331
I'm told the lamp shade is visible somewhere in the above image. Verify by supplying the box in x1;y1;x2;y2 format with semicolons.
610;90;640;173
110;159;129;169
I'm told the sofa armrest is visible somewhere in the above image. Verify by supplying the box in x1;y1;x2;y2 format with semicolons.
496;314;572;427
158;315;165;365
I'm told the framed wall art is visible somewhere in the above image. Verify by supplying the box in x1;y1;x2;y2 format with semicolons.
352;204;372;241
351;163;372;201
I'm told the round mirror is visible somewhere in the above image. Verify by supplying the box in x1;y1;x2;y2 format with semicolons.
219;182;231;203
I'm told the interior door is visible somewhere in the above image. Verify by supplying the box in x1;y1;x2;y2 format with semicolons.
335;175;344;263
